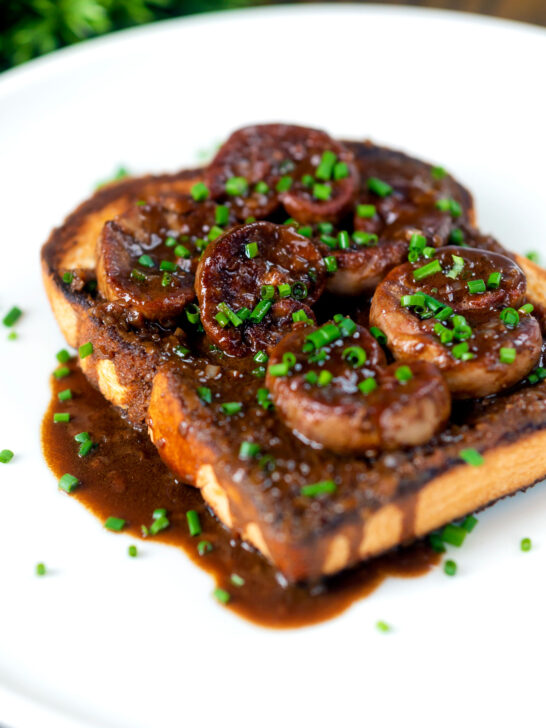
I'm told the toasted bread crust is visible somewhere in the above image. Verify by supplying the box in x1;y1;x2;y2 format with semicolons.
41;152;546;582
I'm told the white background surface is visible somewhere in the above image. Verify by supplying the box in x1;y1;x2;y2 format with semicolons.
1;5;545;728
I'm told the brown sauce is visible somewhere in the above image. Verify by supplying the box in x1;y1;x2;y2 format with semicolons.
41;361;439;629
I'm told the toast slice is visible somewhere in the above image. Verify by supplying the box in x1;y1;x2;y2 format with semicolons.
42;143;546;582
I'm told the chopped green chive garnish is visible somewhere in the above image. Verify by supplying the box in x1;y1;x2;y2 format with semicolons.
153;508;166;519
301;480;337;497
217;302;242;327
197;540;213;556
395;365;413;382
230;573;245;587
434;323;453;344
128;545;138;558
249;300;272;323
356;203;376;218
297;225;312;238
239;441;261;459
444;559;457;576
213;588;231;604
56;349;71;364
0;449;14;464
197;386;212;404
322;236;338;250
59;473;79;493
333;161;349;180
446;254;465;280
104;516;126;532
487;271;502;289
150;514;170;536
305;322;340;350
160;260;176;272
367;177;393;197
370;326;387;345
207;225;224;242
317;370;333;387
301;174;314;188
499;347;516;364
260;284;275;301
175;244;191;259
256;388;274;410
452;341;475;360
431;165;447;180
338;230;350;249
138;254;154;268
323;255;338;273
221;402;243;415
186;510;202;537
136;200;146;206
255;180;269;195
353;231;378;246
316;150;337;180
292;309;312;324
343;346;367;368
500;307;519;327
253;350;269;364
401;293;426;308
436;198;462;217
526;251;539;263
429;533;446;553
215;205;230;225
519;303;534;315
79;342;93;359
521;537;532;552
53;412;70;423
54;366;70;379
441;523;467;547
78;440;94;457
131;269;147;282
449;228;464;244
162;272;172;287
276;175;293;192
459;448;484;466
376;620;391;633
225;176;248;196
58;388;72;402
269;361;290;377
190;181;209;201
462;515;478;532
413;259;442;280
173;345;191;359
62;271;74;284
359;377;377;395
74;431;90;443
292;282;308;300
467;279;486;294
2;306;22;327
164;236;177;247
7;331;17;340
36;563;47;577
278;283;292;298
245;241;258;259
313;183;332;201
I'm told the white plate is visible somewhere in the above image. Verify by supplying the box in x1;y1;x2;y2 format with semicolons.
1;5;545;727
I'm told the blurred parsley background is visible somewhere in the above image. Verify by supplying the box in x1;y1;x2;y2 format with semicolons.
1;0;544;72
0;0;267;70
